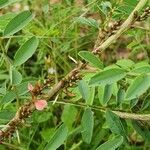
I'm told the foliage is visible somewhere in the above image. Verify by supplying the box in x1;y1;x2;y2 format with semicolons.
0;0;149;150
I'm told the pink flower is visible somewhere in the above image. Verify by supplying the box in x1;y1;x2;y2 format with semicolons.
28;83;34;91
34;99;47;111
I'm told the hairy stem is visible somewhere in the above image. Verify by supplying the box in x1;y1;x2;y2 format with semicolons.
50;100;150;121
94;0;148;53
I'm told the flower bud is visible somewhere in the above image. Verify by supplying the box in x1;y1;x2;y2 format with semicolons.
28;83;34;91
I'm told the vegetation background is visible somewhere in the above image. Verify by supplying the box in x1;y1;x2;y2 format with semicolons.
0;0;149;150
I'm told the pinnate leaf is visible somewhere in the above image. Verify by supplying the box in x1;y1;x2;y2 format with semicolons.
4;10;33;36
126;74;150;100
78;51;103;69
96;135;124;150
81;108;94;144
14;37;39;66
45;124;68;150
89;68;126;85
106;110;126;138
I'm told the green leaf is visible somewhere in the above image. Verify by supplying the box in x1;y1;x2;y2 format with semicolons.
0;109;15;122
103;84;113;105
78;51;103;69
44;124;68;150
14;37;39;66
10;67;22;85
86;87;95;105
106;110;126;138
100;1;112;15
0;0;18;9
104;65;120;70
0;87;6;95
89;127;108;150
98;84;113;105
16;81;36;95
81;108;94;144
141;95;150;111
0;0;8;7
33;111;52;123
116;59;134;69
0;0;9;8
0;91;16;105
130;98;138;108
133;61;149;68
40;128;55;142
75;17;99;29
4;11;33;36
0;73;9;80
98;86;105;105
132;120;150;142
116;89;125;105
131;65;150;74
78;80;89;101
0;13;16;33
89;68;126;85
126;74;150;100
96;135;124;150
112;83;118;96
0;81;36;106
71;86;82;101
61;104;77;130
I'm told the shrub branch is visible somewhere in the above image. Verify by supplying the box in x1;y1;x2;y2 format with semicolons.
0;0;149;142
93;0;148;53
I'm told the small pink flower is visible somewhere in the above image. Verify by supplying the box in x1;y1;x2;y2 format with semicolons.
34;99;47;111
28;83;34;91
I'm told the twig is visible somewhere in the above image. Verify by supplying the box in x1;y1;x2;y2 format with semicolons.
47;62;84;98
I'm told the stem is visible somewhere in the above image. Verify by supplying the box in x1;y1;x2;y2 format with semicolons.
70;140;82;150
94;0;148;52
13;86;20;108
49;100;150;121
112;111;150;121
0;0;149;142
1;142;25;150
